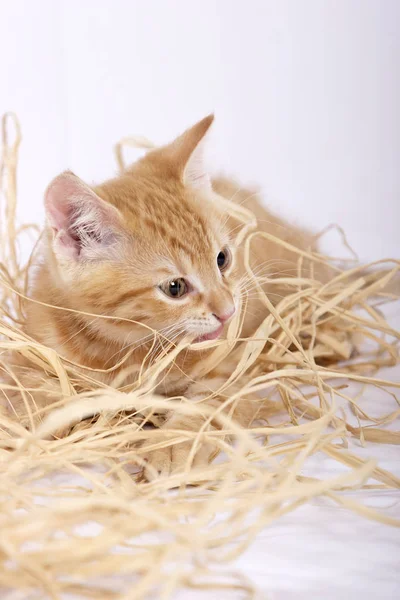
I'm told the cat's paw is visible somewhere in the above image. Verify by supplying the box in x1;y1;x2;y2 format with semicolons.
142;439;214;481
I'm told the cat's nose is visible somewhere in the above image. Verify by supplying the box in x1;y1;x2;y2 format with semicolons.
212;306;236;324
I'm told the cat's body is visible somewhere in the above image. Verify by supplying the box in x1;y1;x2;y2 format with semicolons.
4;116;322;474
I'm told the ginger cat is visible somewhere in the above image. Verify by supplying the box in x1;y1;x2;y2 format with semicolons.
4;115;320;476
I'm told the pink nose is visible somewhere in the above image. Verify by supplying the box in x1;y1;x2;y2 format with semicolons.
213;306;236;324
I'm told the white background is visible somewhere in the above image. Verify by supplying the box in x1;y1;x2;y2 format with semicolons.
1;3;399;598
0;0;399;260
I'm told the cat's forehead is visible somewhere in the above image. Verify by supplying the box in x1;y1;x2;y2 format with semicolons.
99;175;226;256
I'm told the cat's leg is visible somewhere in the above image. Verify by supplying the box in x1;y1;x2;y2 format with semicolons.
141;377;225;480
142;411;216;480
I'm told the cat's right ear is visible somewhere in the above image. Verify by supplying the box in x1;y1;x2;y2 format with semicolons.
168;114;214;191
44;171;123;263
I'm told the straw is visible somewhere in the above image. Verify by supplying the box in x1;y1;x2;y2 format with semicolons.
0;115;399;599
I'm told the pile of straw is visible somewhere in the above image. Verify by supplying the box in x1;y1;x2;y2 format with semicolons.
0;113;399;599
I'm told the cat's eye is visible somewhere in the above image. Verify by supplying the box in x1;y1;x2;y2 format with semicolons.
159;278;188;299
217;247;231;272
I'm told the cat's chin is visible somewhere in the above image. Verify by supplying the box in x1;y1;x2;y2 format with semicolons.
193;324;224;343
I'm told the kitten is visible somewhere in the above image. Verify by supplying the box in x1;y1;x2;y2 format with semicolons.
4;115;320;475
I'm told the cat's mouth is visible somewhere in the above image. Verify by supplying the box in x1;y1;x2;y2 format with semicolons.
193;324;224;343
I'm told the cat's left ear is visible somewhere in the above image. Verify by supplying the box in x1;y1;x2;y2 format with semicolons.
169;114;214;191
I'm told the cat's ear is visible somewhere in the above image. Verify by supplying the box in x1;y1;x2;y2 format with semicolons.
169;114;214;191
44;171;123;262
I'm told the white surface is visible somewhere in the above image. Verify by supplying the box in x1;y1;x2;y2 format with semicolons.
0;0;399;259
1;1;399;597
237;450;400;600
